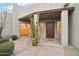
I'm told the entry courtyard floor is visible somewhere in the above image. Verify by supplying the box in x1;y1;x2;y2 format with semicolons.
13;37;79;56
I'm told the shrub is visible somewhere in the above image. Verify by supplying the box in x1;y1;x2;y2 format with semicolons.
0;38;9;43
0;41;14;56
11;35;18;40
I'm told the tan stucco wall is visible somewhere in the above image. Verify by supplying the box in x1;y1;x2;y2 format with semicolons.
32;3;65;12
68;3;79;49
13;5;33;18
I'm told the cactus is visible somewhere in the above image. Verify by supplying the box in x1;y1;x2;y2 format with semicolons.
29;13;40;46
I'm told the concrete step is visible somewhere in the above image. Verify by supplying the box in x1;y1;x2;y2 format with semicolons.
38;42;63;48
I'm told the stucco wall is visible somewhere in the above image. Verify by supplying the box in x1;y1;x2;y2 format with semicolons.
13;5;33;18
12;6;20;37
68;3;79;49
61;10;68;47
32;3;65;12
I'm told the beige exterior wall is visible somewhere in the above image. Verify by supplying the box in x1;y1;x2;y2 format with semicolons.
32;3;65;12
13;5;33;18
68;3;79;49
61;10;68;47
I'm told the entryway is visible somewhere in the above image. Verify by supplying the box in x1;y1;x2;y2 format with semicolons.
39;19;61;46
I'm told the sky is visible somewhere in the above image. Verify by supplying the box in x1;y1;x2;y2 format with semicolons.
0;3;33;13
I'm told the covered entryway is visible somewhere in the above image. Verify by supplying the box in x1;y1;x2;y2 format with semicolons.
18;7;74;47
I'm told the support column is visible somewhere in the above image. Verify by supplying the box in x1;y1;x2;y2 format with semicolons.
55;20;57;39
61;10;68;47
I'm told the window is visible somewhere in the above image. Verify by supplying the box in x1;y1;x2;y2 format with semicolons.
20;23;31;36
57;21;61;33
40;22;44;32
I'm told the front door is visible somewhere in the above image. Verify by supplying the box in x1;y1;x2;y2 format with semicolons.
46;21;55;38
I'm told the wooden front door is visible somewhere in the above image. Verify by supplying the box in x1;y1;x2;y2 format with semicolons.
46;21;55;38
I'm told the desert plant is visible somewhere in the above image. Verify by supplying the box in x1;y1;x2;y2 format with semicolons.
32;38;37;46
0;41;14;56
29;14;40;46
11;35;18;40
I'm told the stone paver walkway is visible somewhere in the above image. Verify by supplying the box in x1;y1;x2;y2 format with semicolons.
13;37;79;56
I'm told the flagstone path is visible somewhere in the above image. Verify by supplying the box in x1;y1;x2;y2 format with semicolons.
13;37;79;56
